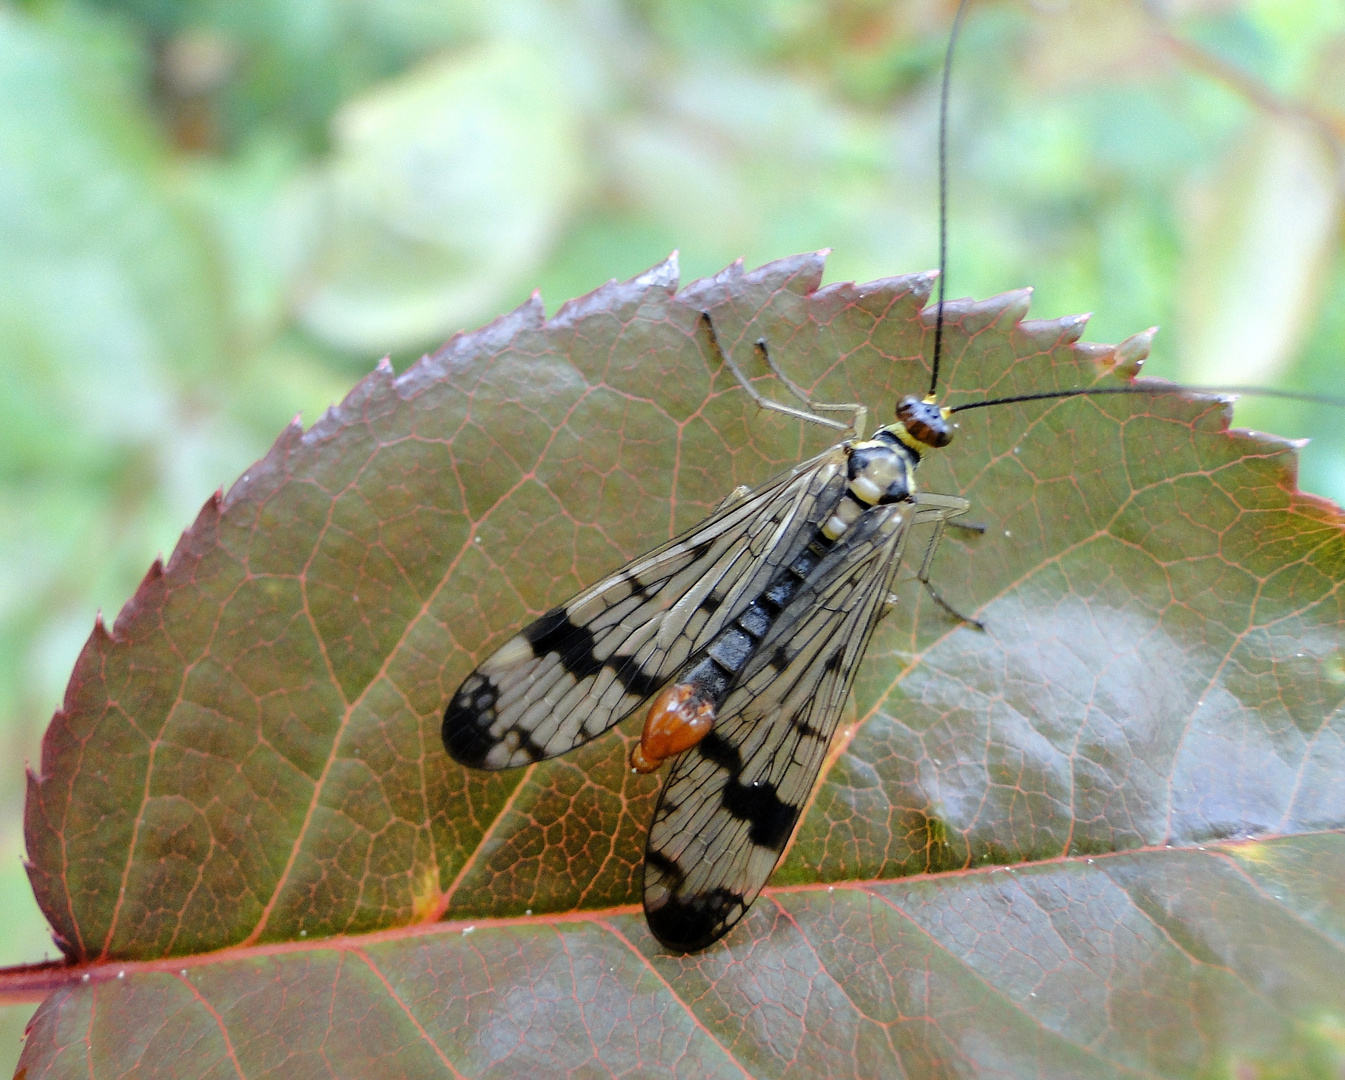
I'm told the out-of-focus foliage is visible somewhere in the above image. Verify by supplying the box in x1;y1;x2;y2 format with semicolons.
0;0;1342;1069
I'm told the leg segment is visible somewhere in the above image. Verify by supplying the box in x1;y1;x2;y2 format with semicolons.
754;338;867;438
699;312;866;436
910;492;984;630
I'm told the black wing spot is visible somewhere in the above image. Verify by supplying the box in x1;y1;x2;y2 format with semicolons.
724;777;796;852
645;885;745;953
791;707;823;739
770;644;791;671
697;733;798;852
517;730;548;762
611;654;664;699
696;731;742;773
644;847;684;886
524;608;604;680
443;674;499;767
524;606;662;697
521;606;568;646
699;592;723;614
624;572;653;600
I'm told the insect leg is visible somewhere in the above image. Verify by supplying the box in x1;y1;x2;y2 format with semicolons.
910;494;983;630
754;338;867;438
917;520;983;629
699;312;857;434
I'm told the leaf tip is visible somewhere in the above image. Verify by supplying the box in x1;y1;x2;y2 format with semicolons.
909;269;938;304
989;288;1034;327
926;287;1033;332
632;250;679;289
551;255;683;328
1021;311;1091;349
176;490;225;553
417;290;549;379
1114;326;1158;376
1063;311;1091;336
742;250;828;294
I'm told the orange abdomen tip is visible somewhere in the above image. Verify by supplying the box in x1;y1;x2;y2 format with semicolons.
629;683;716;773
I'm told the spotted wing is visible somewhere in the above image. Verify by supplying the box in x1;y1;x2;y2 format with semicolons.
443;447;850;769
642;500;915;951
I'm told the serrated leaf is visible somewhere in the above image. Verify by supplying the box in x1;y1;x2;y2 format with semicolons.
14;253;1345;1077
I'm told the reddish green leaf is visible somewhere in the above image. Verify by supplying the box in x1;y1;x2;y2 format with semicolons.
14;253;1345;1076
13;835;1345;1078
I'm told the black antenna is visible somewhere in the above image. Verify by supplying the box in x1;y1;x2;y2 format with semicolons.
948;384;1345;415
928;0;973;401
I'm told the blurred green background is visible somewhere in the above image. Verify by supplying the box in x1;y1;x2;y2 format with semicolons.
1;0;1342;1068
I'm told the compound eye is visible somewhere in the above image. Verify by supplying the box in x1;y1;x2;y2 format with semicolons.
896;396;953;448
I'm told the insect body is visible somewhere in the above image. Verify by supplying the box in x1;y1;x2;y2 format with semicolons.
446;3;980;949
442;344;974;950
441;0;1344;953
